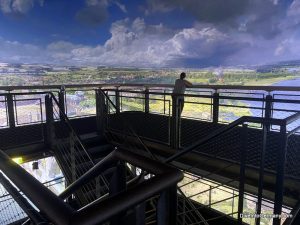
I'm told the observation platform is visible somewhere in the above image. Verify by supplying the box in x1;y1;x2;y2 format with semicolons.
0;83;299;225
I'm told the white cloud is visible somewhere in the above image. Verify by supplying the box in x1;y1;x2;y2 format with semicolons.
2;17;300;67
0;0;43;14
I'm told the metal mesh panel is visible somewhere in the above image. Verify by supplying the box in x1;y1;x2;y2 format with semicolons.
108;112;170;145
0;180;27;225
191;126;242;162
286;134;300;178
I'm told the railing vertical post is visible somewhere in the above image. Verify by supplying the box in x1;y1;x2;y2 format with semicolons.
96;88;107;135
273;123;288;225
59;86;66;119
45;94;55;147
264;93;273;131
255;121;268;225
238;123;248;224
157;185;177;225
6;93;15;128
213;91;219;124
145;87;149;113
115;87;120;113
109;161;127;225
171;95;180;149
209;186;212;207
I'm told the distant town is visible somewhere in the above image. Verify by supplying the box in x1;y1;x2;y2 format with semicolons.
1;60;300;86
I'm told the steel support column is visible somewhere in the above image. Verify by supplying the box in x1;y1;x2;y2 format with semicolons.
6;93;15;128
115;87;120;113
109;161;127;225
171;95;180;149
145;87;150;113
213;92;219;124
264;94;273;131
157;185;177;225
96;89;107;135
45;94;55;147
58;86;66;120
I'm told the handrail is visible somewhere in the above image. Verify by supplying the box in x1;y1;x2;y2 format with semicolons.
64;148;183;225
49;92;95;166
0;148;182;225
285;112;300;125
0;83;300;92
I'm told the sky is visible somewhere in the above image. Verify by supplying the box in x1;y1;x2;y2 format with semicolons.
1;0;300;68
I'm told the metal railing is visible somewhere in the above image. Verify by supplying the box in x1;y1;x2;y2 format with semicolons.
0;84;299;129
46;93;110;207
101;89;209;225
0;147;183;225
0;84;299;224
101;87;300;225
0;175;64;225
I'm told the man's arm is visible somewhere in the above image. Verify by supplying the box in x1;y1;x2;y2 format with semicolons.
184;80;193;87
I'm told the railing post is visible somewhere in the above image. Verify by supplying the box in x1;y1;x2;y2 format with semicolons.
145;87;149;113
109;161;127;225
45;94;55;147
6;93;15;128
238;123;248;224
264;93;273;131
96;88;107;135
273;123;288;225
255;121;269;225
115;87;120;113
171;95;180;149
213;91;219;124
59;86;66;119
157;185;177;225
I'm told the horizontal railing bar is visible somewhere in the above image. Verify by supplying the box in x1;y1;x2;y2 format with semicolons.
103;88;300;104
284;112;300;125
1;83;299;92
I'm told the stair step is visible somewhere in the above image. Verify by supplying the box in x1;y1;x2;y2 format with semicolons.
80;132;107;147
88;144;114;158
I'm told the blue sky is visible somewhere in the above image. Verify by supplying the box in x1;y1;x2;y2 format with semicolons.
0;0;300;67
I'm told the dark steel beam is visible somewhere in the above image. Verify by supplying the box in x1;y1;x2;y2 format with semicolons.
0;172;48;224
0;150;74;225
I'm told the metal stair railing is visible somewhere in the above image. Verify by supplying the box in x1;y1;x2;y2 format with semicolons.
0;147;183;225
282;117;300;225
47;93;110;207
101;89;209;225
167;113;299;225
102;87;300;225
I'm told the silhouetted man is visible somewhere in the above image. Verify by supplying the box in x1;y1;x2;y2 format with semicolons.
172;72;193;115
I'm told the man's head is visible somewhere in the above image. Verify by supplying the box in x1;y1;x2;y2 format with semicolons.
180;72;186;79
